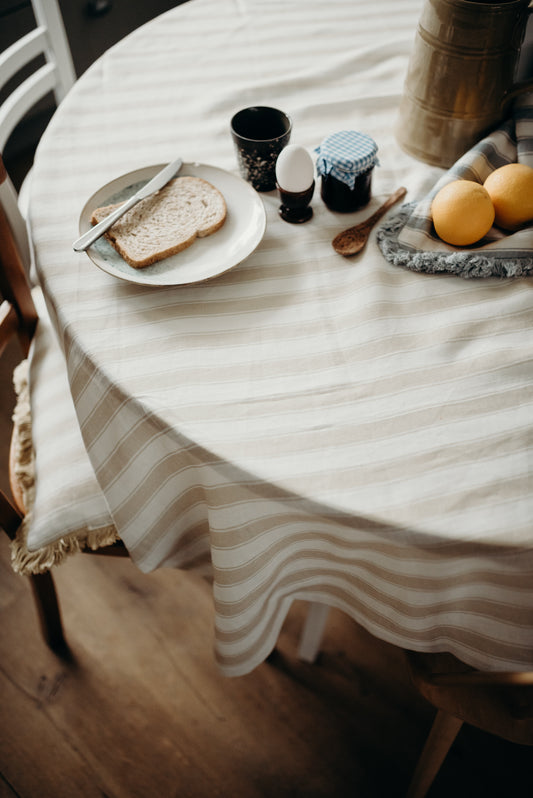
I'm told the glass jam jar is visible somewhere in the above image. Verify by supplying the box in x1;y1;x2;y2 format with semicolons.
315;131;379;212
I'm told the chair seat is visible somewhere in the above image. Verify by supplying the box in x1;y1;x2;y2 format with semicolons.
10;288;119;575
406;650;533;746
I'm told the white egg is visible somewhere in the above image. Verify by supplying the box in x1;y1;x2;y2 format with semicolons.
275;145;315;193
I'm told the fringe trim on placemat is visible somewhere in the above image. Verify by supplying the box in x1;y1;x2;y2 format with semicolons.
9;360;120;576
377;202;533;279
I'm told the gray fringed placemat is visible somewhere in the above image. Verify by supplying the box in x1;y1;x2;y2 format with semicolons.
377;95;533;279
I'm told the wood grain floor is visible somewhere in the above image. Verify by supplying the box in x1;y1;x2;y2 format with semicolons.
1;343;532;798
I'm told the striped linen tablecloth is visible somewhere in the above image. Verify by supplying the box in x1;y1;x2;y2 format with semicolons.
29;0;533;676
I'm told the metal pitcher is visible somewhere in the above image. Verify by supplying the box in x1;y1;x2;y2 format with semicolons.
396;0;533;167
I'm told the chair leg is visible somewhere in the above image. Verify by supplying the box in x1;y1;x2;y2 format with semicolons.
298;602;330;662
406;709;463;798
29;571;68;653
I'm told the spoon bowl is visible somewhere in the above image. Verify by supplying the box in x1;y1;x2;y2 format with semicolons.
332;186;407;256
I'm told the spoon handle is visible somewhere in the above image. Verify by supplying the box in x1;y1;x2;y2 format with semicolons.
358;186;407;231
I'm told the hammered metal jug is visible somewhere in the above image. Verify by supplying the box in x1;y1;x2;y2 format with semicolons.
396;0;533;167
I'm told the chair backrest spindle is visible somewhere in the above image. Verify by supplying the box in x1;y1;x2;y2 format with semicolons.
0;0;76;153
31;0;76;101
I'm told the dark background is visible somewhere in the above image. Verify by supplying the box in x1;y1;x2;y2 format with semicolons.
0;0;189;186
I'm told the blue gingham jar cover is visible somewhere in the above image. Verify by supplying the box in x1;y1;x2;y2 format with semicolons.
315;131;379;189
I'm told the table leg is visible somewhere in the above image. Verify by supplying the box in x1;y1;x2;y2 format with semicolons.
298;602;330;662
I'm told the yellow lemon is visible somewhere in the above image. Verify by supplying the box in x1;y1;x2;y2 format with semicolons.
483;163;533;231
431;180;495;246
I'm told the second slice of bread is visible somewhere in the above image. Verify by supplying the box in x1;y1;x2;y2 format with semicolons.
91;176;227;268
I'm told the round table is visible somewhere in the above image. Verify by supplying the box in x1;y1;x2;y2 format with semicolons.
29;0;533;675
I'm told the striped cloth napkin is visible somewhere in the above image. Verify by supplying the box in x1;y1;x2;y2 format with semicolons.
377;94;533;278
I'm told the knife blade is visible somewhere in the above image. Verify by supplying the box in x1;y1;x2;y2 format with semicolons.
72;157;183;252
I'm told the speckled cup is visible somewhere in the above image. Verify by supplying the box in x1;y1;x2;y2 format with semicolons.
231;106;292;192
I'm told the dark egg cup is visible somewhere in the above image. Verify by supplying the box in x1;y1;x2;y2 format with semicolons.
277;180;315;223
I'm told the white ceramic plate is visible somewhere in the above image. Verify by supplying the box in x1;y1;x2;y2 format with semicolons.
78;162;266;286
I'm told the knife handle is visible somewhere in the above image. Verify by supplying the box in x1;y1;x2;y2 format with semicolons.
72;192;139;252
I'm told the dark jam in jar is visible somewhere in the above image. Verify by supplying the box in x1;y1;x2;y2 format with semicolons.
320;167;373;213
315;131;378;213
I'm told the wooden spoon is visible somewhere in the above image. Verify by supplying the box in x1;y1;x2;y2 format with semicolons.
332;186;407;256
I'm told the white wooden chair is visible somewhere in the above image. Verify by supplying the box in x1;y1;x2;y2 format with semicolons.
0;153;126;653
0;0;76;225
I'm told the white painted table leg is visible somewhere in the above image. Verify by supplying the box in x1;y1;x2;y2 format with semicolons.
298;602;330;662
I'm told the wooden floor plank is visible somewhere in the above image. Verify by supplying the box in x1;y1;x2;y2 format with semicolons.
0;667;108;798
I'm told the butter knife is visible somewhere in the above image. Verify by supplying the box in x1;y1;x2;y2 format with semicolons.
73;157;183;252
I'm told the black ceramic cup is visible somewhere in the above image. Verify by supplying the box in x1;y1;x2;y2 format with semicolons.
230;106;292;192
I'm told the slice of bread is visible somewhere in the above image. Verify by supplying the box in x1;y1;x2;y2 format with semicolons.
91;176;227;268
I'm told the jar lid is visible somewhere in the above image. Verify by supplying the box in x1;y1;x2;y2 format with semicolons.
315;131;379;189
